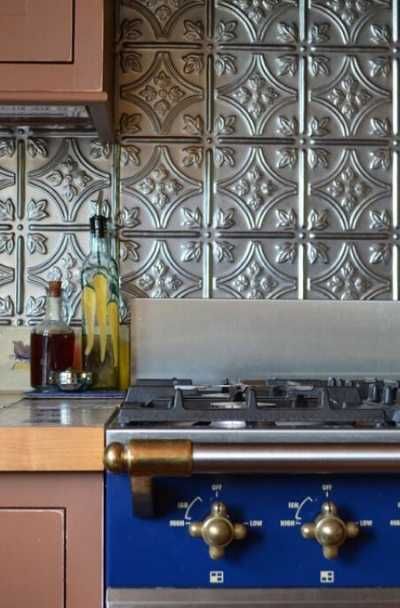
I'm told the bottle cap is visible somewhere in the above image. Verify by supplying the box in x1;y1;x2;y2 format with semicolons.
90;214;107;238
48;281;62;297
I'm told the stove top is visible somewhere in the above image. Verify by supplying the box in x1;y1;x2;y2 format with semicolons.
114;377;400;430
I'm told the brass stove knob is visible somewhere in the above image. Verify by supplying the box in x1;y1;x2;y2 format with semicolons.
189;502;247;559
301;501;359;560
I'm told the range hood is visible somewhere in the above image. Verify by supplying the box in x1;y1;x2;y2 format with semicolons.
0;0;114;142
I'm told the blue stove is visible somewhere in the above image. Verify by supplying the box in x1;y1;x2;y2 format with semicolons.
104;378;400;607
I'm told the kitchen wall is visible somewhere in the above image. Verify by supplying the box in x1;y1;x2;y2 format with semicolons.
0;0;396;338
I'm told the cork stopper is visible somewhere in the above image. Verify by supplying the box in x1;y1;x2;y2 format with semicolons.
48;281;62;297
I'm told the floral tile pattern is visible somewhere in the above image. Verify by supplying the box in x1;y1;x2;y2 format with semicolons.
0;0;399;327
118;0;398;302
0;136;113;325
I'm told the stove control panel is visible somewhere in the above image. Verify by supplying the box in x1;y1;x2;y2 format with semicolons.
106;473;400;588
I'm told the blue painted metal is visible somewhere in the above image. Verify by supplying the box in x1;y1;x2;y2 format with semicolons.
106;473;400;588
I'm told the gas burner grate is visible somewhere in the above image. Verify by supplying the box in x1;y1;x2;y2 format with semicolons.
119;378;397;428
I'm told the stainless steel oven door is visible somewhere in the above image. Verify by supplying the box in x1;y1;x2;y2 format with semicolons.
107;588;400;607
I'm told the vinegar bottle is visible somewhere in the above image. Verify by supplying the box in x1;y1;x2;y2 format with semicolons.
30;281;75;390
81;211;120;389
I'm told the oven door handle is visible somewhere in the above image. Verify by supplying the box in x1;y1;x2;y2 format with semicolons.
104;440;400;476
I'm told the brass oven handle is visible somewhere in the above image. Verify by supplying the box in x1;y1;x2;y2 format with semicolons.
104;440;400;476
104;440;193;476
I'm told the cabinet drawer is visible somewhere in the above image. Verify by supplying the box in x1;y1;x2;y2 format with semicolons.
0;0;73;63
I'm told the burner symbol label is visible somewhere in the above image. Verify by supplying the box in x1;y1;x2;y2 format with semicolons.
210;571;224;584
320;571;335;584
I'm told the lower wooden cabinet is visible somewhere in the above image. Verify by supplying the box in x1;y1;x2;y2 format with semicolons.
0;473;103;608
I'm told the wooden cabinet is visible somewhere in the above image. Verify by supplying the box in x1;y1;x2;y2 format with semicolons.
0;1;73;63
0;0;114;141
0;509;65;608
0;473;103;608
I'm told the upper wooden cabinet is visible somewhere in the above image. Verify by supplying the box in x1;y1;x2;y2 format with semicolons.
0;0;114;141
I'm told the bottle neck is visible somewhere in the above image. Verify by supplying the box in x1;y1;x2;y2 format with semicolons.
46;295;62;321
89;232;110;257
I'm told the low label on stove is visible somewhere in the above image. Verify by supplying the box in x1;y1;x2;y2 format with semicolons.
359;520;373;527
248;520;263;528
209;571;224;584
320;571;335;584
389;519;400;526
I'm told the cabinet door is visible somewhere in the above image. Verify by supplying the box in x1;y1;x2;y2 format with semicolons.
0;509;65;608
0;1;73;63
0;473;103;608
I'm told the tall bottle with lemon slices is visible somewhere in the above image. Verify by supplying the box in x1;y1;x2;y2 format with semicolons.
81;210;120;389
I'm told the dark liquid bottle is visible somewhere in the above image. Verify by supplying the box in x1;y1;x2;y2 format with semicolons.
30;281;75;390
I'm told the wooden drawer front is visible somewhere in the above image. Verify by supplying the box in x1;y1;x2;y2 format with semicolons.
0;508;65;608
0;0;73;63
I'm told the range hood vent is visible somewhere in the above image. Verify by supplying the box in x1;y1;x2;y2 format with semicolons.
0;105;94;133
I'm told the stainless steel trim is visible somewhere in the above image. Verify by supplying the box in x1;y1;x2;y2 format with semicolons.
106;588;400;607
105;441;400;475
192;443;400;474
107;427;400;444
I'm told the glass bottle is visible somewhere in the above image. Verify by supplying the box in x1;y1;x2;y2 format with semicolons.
30;281;75;390
81;212;120;389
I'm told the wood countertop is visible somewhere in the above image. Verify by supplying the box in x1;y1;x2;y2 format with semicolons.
0;396;120;472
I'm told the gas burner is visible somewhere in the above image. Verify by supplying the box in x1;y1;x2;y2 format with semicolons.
117;377;400;429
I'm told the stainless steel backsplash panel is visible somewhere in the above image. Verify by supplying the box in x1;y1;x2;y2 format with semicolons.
131;299;400;381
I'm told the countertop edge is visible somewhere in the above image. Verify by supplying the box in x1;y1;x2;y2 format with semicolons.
0;425;108;472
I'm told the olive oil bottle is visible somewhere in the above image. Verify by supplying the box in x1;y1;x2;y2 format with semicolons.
81;210;119;389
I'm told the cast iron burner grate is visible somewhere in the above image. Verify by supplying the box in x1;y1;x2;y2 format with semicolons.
119;378;400;428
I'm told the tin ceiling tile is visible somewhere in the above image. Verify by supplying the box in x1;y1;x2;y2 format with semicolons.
23;137;113;323
120;143;204;231
215;144;298;231
307;52;392;139
215;50;298;138
306;145;393;234
306;240;393;300
119;49;206;138
215;0;300;46
26;231;90;323
119;0;206;45
308;0;393;47
213;238;298;298
0;138;18;324
121;237;203;299
26;138;112;224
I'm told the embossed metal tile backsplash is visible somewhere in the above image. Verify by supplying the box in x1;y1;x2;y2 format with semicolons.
118;0;398;302
0;137;114;325
0;0;399;325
